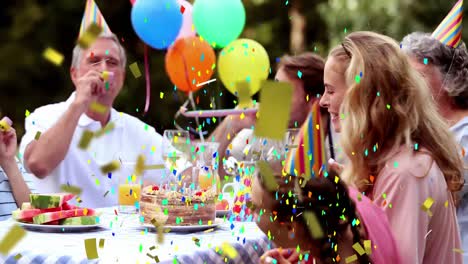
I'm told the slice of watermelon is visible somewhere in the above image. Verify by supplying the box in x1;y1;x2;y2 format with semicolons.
62;202;79;210
33;208;95;224
12;207;63;222
30;193;75;209
21;203;32;210
60;216;99;226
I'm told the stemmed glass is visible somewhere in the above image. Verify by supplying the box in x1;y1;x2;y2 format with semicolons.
162;130;191;188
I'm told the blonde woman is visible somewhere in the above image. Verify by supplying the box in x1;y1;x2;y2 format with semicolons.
319;31;463;264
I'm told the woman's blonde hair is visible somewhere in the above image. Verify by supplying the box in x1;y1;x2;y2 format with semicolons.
329;31;463;194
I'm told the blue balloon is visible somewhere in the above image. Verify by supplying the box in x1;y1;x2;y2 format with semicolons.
131;0;183;49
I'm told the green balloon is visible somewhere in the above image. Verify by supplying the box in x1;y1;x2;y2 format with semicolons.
193;0;246;48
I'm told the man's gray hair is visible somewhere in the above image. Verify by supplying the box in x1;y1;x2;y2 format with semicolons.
401;32;468;109
71;32;127;69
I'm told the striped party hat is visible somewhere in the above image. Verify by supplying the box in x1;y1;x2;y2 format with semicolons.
78;0;111;38
284;101;327;181
432;0;464;48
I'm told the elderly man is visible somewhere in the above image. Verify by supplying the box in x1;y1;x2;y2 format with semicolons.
19;2;166;208
402;31;468;257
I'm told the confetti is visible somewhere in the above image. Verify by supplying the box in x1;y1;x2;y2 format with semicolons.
180;5;186;14
89;102;108;114
77;23;103;49
99;239;105;248
221;242;238;259
363;240;372;255
60;184;82;195
25;110;30;117
84;238;99;259
78;130;94;149
302;211;324;239
345;254;358;263
101;71;114;81
0;224;27;255
34;131;42;140
255;81;293;140
103;190;109;197
297;70;302;78
453;248;464;254
100;160;121;174
160;92;164;99
14;253;22;260
423;58;428;65
196;78;217;87
257;161;279;191
129;62;142;78
94;122;115;138
145;164;165;170
421;197;434;216
42;47;64;66
352;242;365;255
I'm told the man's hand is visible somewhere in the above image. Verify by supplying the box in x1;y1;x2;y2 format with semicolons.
74;70;106;109
0;127;17;167
260;249;300;264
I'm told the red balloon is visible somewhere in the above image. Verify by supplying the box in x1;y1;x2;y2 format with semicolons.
165;36;216;93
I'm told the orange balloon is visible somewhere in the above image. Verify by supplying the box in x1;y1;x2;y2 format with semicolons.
165;36;216;93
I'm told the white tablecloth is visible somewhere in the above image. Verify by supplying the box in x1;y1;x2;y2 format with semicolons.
0;207;271;263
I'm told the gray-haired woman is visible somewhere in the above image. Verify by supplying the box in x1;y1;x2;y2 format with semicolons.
402;31;468;259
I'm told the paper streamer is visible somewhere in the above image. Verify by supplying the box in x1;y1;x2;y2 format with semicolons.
100;161;120;174
84;238;99;259
129;62;142;78
78;130;94;149
0;224;27;255
302;211;324;239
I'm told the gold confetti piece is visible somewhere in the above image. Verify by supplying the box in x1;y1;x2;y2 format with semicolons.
145;164;165;170
129;62;142;78
157;225;164;244
149;245;156;251
84;238;99;259
94;122;115;138
60;184;82;195
14;253;22;260
422;197;434;209
43;47;64;66
445;200;449;207
302;211;324;239
221;242;238;259
160;92;164;99
101;71;111;81
345;254;358;263
255;81;293;140
236;81;253;108
154;255;160;262
0;224;27;255
352;242;365;255
134;154;146;176
257;161;279;191
25;110;30;117
78;130;94;149
34;131;42;140
192;237;200;242
98;239;105;248
363;240;372;255
100;160;120;174
453;248;464;253
89;102;108;114
204;228;215;233
77;23;103;49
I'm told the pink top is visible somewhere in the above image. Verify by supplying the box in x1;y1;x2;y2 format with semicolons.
371;147;462;264
348;187;402;264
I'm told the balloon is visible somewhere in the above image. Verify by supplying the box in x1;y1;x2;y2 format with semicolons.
175;0;196;40
218;39;270;96
131;0;182;50
130;0;135;5
193;0;246;48
165;36;216;93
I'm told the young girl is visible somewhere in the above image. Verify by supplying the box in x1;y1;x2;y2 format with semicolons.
319;31;463;263
251;161;401;264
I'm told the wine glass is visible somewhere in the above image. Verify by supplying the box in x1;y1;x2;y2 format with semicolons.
162;130;191;172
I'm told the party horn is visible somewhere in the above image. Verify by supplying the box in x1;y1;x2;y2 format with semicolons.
0;117;12;132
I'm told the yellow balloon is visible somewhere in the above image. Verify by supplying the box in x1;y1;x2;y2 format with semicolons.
218;39;270;96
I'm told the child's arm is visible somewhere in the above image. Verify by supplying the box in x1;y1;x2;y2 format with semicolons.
0;118;31;207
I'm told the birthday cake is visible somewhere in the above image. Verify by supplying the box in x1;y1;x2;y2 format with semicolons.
140;185;216;226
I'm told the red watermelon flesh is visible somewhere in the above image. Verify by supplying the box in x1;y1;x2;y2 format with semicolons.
62;202;79;210
33;208;96;224
12;207;63;222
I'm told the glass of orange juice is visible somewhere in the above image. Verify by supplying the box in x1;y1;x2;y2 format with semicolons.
114;152;142;214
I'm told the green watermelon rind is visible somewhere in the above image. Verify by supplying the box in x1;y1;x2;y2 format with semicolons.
30;194;63;209
60;216;99;226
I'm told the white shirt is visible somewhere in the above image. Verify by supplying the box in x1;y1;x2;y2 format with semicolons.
19;93;168;208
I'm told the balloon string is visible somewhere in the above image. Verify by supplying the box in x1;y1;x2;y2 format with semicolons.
174;99;191;131
143;44;151;115
188;92;205;143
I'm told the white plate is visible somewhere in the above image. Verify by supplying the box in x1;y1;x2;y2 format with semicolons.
182;108;257;118
16;221;103;233
140;218;223;233
216;210;231;218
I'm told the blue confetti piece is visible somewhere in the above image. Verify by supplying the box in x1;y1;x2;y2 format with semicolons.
230;223;235;230
171;241;173;245
172;169;177;175
297;70;302;78
135;201;140;209
237;237;240;241
423;58;428;65
130;189;133;195
182;196;186;202
112;232;115;236
275;57;280;63
243;238;246;244
235;175;240;182
360;71;363;77
108;173;112;179
200;53;205;61
213;152;217;158
206;118;211;125
292;208;296;214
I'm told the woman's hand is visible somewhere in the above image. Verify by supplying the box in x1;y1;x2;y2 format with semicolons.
0;126;17;167
260;249;300;264
328;158;344;174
